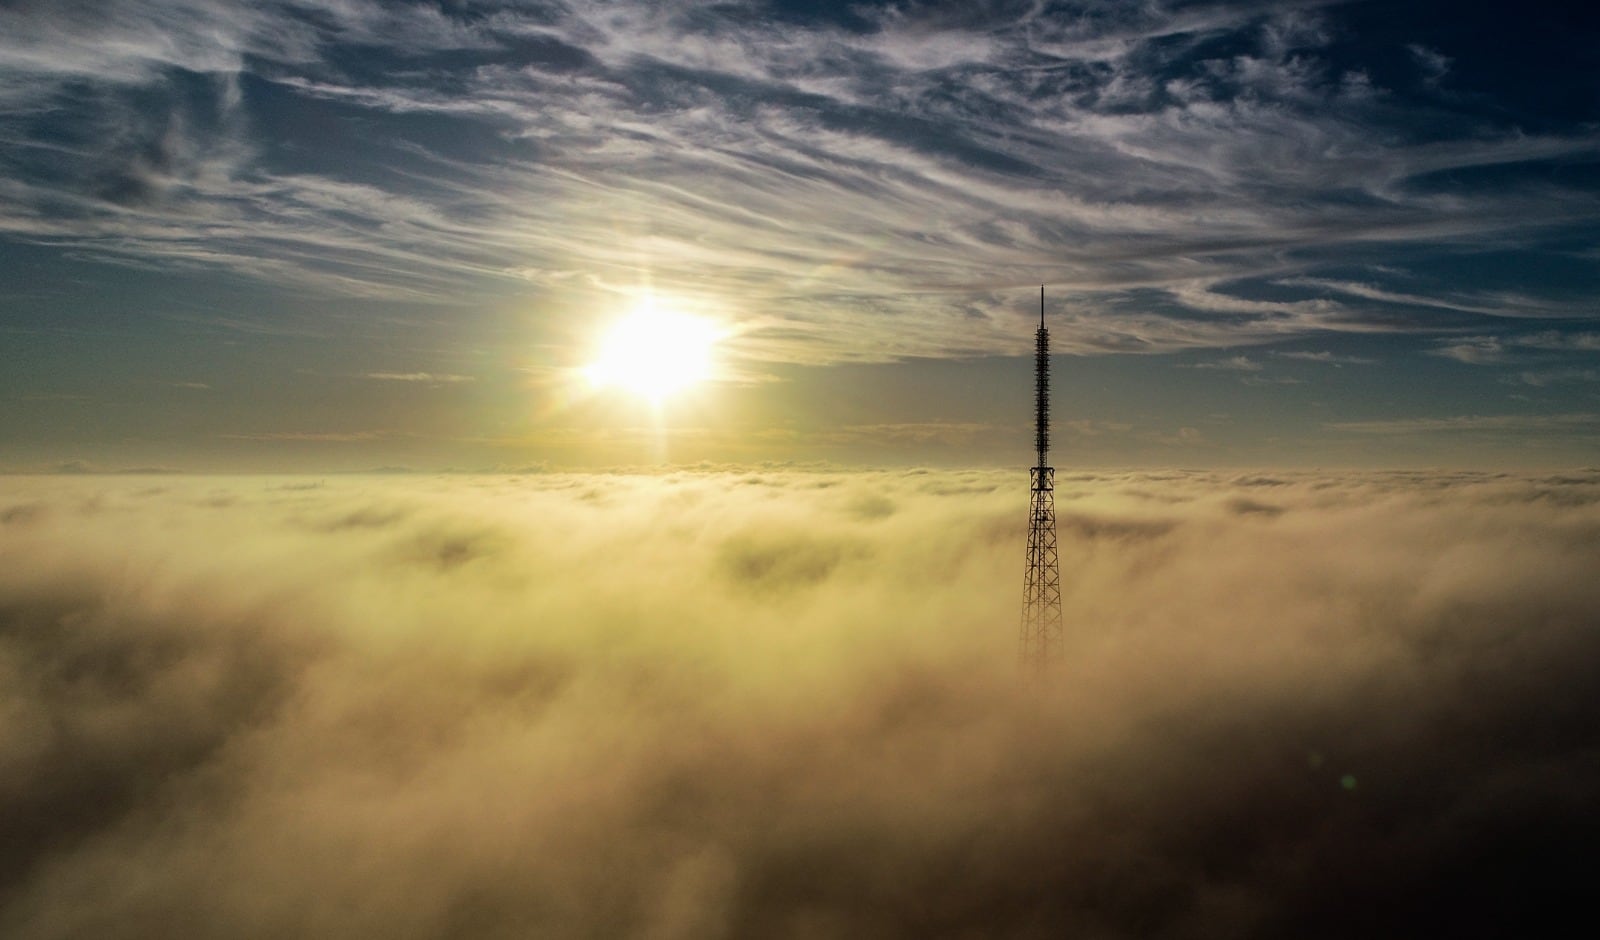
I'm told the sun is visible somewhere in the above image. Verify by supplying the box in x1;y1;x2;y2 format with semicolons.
584;299;722;404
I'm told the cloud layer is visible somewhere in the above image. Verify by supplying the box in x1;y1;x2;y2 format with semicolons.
1;0;1596;362
2;469;1597;936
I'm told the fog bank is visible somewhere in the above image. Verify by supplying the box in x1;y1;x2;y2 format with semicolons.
2;469;1597;938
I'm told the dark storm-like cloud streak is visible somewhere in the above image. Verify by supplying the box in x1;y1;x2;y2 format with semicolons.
1;1;1597;361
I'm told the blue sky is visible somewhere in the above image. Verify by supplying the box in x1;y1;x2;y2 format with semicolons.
2;0;1597;469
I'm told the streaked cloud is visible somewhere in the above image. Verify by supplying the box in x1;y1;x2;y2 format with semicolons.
2;0;1596;365
1327;413;1600;435
1508;368;1600;388
1278;278;1599;321
220;429;394;442
1189;355;1263;372
1514;331;1600;352
1429;336;1506;364
1273;350;1377;365
361;372;475;384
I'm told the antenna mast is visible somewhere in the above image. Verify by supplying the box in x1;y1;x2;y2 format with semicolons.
1035;285;1048;468
1021;286;1063;674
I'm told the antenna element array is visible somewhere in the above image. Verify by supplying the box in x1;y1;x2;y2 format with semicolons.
1021;287;1064;673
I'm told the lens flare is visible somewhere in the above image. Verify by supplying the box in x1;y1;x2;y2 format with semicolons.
584;300;721;404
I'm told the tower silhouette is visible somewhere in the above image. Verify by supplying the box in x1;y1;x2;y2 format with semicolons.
1021;286;1063;673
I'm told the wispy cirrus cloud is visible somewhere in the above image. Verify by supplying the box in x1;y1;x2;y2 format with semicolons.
220;429;394;442
1282;278;1597;321
1429;336;1507;364
1508;368;1600;387
361;372;475;384
1274;350;1377;364
1429;330;1600;366
0;0;1596;365
1515;331;1600;352
1189;355;1263;372
1328;413;1600;435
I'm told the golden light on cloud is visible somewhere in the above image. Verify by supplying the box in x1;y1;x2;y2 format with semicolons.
584;298;723;404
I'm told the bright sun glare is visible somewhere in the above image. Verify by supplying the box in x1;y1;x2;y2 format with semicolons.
584;300;721;403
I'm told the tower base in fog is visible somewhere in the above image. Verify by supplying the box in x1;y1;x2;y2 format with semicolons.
1021;465;1063;673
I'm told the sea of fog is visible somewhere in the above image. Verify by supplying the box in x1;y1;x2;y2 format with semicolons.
2;469;1596;937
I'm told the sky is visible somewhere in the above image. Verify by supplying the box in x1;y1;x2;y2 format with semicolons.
2;0;1599;470
2;467;1597;936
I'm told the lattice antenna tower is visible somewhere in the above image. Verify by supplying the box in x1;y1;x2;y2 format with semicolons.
1021;286;1063;673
